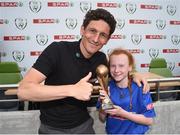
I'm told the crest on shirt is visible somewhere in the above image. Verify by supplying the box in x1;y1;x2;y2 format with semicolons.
80;1;92;13
36;34;48;46
12;50;25;62
146;103;154;110
15;18;27;30
29;0;42;13
149;48;159;59
65;18;77;30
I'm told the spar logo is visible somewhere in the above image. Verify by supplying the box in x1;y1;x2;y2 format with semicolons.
33;19;60;24
80;1;92;13
0;2;23;7
12;50;25;62
110;35;126;39
167;5;176;16
0;19;9;24
129;19;151;24
36;34;48;46
131;34;142;45
149;48;159;59
145;35;166;39
97;2;121;8
163;49;179;53
116;19;125;30
47;2;73;7
15;18;27;30
29;0;42;13
171;35;180;45
141;64;149;68
140;4;162;9
30;51;42;56
126;3;136;14
4;36;30;41
127;49;144;54
167;62;175;71
65;18;77;30
170;20;180;25
54;35;80;40
156;19;166;30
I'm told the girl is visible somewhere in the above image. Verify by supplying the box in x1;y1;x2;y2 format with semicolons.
97;48;156;134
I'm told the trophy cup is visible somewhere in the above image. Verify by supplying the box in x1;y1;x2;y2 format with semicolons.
96;64;114;110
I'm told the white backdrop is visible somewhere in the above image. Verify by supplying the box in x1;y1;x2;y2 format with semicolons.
0;0;180;76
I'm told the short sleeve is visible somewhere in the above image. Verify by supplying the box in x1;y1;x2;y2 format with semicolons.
142;92;156;118
33;42;59;77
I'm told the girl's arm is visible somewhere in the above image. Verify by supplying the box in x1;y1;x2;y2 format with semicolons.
105;105;153;125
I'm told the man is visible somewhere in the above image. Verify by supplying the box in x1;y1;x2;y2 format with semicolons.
18;8;148;134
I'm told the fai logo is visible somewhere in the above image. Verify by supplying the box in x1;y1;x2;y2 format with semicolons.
29;0;42;13
149;48;159;58
15;18;27;30
131;34;142;45
12;50;25;62
36;34;48;46
80;1;92;13
171;35;180;45
167;5;176;16
156;19;166;30
116;19;125;30
65;18;77;29
126;3;136;14
167;62;175;71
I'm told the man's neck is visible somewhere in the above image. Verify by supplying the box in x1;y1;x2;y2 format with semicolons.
80;41;92;59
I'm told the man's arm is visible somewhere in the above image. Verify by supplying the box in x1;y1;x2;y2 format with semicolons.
17;68;93;102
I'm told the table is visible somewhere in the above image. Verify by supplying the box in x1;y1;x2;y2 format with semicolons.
142;72;180;101
142;72;180;88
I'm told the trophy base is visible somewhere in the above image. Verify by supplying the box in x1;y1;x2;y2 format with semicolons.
102;102;114;110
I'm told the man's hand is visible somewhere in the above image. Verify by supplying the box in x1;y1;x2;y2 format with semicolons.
72;72;93;101
133;72;150;93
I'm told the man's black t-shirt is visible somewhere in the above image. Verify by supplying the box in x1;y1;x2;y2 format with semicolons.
33;40;107;129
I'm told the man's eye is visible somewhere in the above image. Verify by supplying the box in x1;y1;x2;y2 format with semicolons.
101;34;108;39
90;29;96;33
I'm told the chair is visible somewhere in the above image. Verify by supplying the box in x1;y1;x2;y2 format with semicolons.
149;58;176;101
0;62;24;111
149;58;173;77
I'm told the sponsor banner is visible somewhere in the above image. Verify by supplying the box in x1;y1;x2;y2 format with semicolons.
1;0;179;76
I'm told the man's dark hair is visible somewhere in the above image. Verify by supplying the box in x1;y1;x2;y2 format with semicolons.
82;8;117;36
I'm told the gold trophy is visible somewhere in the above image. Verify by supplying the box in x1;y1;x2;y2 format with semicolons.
96;64;114;110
